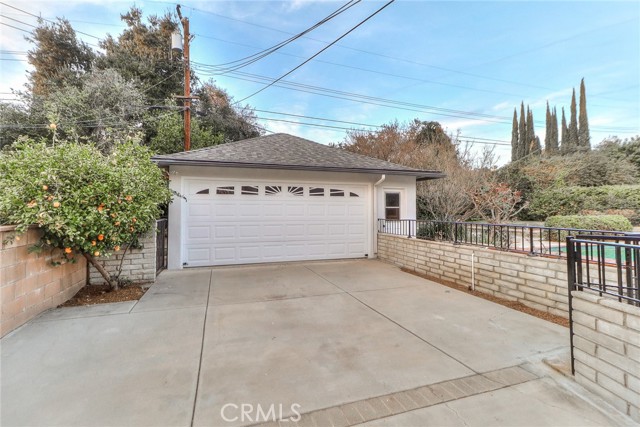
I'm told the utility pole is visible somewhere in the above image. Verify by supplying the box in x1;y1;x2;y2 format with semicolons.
176;5;191;151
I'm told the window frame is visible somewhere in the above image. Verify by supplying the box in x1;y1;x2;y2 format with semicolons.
384;192;401;220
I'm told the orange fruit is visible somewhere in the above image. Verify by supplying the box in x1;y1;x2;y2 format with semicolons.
91;241;96;246
125;195;133;202
49;123;57;130
94;251;100;257
132;218;137;223
115;221;120;226
97;234;104;241
114;245;120;251
42;185;48;190
53;201;60;208
64;247;72;254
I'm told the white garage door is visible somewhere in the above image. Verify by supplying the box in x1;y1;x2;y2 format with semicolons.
183;178;369;266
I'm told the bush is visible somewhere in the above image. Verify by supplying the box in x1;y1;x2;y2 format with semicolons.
544;215;633;239
528;185;640;224
0;139;173;289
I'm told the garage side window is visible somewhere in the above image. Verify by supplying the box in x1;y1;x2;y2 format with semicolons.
385;193;400;220
330;189;344;197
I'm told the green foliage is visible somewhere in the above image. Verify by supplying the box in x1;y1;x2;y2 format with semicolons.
148;111;224;154
0;139;173;264
97;7;183;103
44;68;146;152
511;109;518;162
544;215;632;232
529;185;640;224
578;78;590;149
26;18;95;96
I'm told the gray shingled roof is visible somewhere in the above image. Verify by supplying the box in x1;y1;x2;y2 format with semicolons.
152;133;444;180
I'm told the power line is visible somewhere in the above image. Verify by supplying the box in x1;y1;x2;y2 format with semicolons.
0;22;30;33
234;0;396;105
207;0;361;73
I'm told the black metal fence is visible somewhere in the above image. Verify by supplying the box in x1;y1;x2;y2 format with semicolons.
378;219;632;258
566;234;640;305
566;234;640;374
156;218;168;275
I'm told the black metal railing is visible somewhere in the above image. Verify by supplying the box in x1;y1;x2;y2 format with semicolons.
567;234;640;305
156;218;168;275
566;234;640;374
378;219;633;258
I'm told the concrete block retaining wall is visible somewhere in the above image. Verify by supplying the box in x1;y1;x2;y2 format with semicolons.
377;233;569;318
89;230;156;285
0;225;86;337
571;291;640;422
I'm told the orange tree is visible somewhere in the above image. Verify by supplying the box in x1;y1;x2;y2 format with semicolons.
0;139;172;290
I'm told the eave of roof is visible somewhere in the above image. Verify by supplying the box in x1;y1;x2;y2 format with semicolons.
152;157;446;180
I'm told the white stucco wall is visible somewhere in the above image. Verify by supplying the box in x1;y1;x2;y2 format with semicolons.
166;165;418;269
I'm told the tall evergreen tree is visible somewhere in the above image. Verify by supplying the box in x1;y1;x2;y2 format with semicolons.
579;78;591;150
546;105;559;154
511;108;519;162
545;102;551;154
568;88;579;150
561;107;568;153
518;102;527;159
526;107;536;155
552;107;559;152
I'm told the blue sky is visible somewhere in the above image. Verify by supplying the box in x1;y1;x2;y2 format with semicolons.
1;0;639;164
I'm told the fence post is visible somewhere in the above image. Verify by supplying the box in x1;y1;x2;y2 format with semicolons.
566;236;576;375
529;227;535;255
453;222;458;245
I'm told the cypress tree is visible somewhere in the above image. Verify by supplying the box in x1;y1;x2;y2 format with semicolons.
561;107;568;154
546;106;559;154
552;107;559;152
518;102;526;159
579;78;591;150
526;106;536;155
511;108;519;162
568;88;579;151
545;102;551;154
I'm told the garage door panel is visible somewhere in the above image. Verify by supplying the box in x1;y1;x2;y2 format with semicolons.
184;179;369;266
188;203;210;217
214;203;237;217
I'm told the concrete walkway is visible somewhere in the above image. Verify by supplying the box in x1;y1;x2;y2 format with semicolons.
0;260;634;426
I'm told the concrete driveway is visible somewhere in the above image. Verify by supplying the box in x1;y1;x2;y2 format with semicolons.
1;260;634;426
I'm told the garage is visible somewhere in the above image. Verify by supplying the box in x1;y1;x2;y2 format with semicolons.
183;178;368;266
153;133;443;269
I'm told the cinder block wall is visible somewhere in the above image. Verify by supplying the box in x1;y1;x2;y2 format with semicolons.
571;291;640;422
377;233;569;317
0;225;86;337
88;231;156;285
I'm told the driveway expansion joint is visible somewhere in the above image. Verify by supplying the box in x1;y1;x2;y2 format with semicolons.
252;365;539;427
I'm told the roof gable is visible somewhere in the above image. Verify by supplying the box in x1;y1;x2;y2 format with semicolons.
152;133;444;179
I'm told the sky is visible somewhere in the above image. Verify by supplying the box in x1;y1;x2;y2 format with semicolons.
1;0;639;164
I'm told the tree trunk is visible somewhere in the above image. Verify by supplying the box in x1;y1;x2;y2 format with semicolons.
82;253;118;291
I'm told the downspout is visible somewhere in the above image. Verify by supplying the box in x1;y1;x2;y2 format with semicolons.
373;174;386;258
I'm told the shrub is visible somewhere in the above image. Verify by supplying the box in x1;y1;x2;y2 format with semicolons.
528;185;640;224
544;215;633;240
0;139;173;289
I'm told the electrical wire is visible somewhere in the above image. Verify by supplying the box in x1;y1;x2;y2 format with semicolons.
234;0;396;105
206;0;361;73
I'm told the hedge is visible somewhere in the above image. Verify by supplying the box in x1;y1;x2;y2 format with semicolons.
528;185;640;224
544;215;633;232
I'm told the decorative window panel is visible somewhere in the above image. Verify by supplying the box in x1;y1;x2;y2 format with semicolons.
265;185;282;195
288;186;304;196
196;188;210;195
330;189;344;197
216;186;234;195
241;185;259;195
349;192;359;197
309;187;324;196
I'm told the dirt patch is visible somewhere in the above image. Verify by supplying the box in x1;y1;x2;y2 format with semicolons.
60;284;148;307
401;268;570;328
